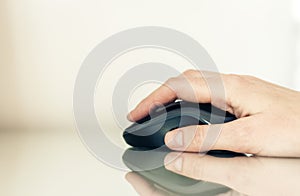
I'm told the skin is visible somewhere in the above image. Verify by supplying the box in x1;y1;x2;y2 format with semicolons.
127;70;300;157
126;171;240;196
125;153;300;196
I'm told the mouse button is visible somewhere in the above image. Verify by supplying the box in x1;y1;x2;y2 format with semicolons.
167;106;210;125
148;102;178;118
155;101;181;113
135;114;152;124
124;120;166;137
177;115;201;127
123;123;168;148
179;101;198;110
180;107;210;121
159;116;181;132
136;108;170;125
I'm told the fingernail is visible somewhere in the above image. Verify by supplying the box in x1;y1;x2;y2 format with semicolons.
165;130;184;149
126;113;131;121
125;172;134;183
127;112;134;121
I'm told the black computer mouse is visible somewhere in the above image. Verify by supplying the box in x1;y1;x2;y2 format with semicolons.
123;101;237;149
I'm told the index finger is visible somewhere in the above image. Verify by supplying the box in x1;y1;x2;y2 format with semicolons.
127;81;177;122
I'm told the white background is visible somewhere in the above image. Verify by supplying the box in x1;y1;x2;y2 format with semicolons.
1;1;300;196
1;0;300;129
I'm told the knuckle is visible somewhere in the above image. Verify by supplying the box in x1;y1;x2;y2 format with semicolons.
225;74;257;88
223;74;247;104
192;126;206;151
231;123;257;153
235;133;252;153
182;69;197;76
165;77;177;86
225;74;245;86
164;77;179;93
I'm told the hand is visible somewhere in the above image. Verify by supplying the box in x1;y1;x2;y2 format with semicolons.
164;152;300;196
127;70;300;157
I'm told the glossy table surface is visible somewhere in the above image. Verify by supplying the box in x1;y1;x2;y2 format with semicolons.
2;129;300;196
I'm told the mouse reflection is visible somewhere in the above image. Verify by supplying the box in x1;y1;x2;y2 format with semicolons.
123;149;300;196
126;172;241;196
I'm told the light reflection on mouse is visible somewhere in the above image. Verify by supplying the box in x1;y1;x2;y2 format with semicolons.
123;148;300;196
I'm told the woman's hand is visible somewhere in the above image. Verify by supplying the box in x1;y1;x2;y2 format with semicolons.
127;70;300;157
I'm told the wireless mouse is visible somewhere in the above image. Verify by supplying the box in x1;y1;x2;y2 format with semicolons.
123;101;237;149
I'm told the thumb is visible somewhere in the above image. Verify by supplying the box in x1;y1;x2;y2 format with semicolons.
164;116;258;154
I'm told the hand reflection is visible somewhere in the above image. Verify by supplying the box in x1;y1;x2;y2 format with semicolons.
126;171;239;196
124;148;239;196
164;153;300;196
